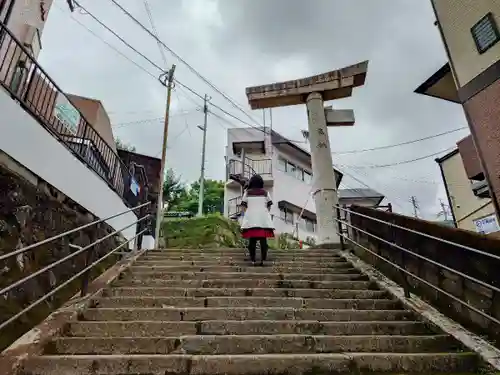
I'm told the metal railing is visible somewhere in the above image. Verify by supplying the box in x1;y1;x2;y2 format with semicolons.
251;158;272;177
0;201;151;332
0;20;136;206
228;196;243;217
227;157;272;182
333;204;500;329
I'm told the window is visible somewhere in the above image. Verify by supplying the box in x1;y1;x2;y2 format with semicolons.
280;207;294;224
287;162;297;177
303;171;312;184
471;13;500;54
277;156;313;184
277;157;287;172
305;218;316;232
295;166;304;180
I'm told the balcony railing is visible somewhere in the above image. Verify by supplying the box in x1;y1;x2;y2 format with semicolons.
227;157;272;182
0;21;136;206
228;196;242;217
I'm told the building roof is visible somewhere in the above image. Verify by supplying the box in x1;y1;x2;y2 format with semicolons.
414;63;460;103
338;188;385;205
435;148;459;164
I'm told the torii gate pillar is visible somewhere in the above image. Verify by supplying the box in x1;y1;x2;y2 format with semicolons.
246;61;368;247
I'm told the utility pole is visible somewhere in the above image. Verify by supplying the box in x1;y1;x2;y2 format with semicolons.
439;199;449;221
154;65;176;249
197;94;209;217
410;196;419;218
66;0;75;12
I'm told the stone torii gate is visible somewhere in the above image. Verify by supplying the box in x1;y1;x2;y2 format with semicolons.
245;61;369;246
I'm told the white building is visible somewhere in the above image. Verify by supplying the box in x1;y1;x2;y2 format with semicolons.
0;2;144;242
223;127;385;241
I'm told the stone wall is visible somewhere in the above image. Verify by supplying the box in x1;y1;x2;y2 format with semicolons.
0;165;124;351
348;205;500;345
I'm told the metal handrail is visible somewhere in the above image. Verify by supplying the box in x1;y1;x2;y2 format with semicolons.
333;206;500;327
0;215;149;298
334;208;500;293
335;204;500;262
0;201;151;262
0;225;149;331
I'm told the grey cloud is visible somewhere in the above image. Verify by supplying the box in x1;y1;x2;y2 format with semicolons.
37;0;466;218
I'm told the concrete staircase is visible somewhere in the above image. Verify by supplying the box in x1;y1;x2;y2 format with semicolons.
23;248;483;374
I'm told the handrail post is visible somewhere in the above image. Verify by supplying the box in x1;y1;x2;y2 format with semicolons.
79;224;100;297
336;205;345;251
388;221;411;298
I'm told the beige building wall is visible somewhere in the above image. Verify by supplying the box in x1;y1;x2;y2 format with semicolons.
458;203;495;232
432;0;500;87
440;151;494;231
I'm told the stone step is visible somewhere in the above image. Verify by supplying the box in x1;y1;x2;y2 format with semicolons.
124;270;365;282
67;320;434;337
93;296;400;310
47;334;457;355
148;247;339;255
142;251;343;257
130;265;353;273
133;260;350;267
143;251;342;258
23;352;478;374
104;287;390;299
113;278;376;290
139;256;345;263
81;307;413;322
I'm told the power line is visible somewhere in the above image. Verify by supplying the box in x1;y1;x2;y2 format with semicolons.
341;147;456;169
70;1;267;137
332;127;468;155
107;0;263;127
335;164;408;211
73;1;165;74
112;109;198;128
113;117;163;128
56;3;159;80
142;0;168;67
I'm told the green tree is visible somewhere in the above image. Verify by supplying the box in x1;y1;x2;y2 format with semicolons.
171;179;224;215
115;137;136;152
162;168;185;209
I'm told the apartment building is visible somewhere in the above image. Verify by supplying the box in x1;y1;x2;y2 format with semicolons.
0;0;53;58
436;136;498;234
223;127;385;241
0;1;149;242
415;0;500;222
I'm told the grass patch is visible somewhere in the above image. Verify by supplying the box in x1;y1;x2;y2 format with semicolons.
161;214;246;248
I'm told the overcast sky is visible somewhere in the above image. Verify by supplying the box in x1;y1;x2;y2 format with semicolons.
39;0;470;219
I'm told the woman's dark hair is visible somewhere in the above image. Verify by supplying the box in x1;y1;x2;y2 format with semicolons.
247;174;264;189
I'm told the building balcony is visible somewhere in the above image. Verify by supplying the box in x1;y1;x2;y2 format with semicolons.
0;21;138;207
226;157;273;187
